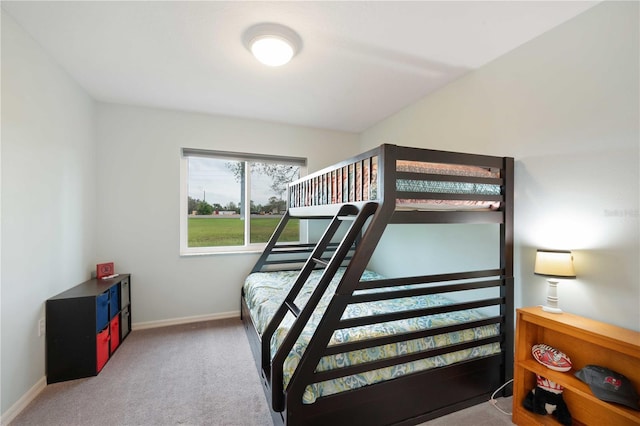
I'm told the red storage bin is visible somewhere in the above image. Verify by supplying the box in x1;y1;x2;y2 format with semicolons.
110;315;120;354
96;328;110;372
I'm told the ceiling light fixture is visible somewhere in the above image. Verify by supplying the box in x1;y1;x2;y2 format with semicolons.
243;23;302;67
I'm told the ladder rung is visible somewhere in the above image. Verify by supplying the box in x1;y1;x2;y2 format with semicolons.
284;300;300;317
338;216;357;221
312;257;329;267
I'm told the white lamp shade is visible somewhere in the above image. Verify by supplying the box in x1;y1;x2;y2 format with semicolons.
534;250;576;278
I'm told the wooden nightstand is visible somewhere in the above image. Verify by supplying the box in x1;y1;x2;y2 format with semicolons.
512;307;640;426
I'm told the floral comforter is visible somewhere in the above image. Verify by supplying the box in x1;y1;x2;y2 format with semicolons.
243;268;501;403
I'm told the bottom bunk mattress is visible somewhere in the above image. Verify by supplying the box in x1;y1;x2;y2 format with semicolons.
243;268;501;404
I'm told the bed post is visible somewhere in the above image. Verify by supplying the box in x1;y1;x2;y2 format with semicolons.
501;156;514;394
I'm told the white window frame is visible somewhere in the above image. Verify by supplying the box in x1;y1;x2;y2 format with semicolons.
180;148;307;255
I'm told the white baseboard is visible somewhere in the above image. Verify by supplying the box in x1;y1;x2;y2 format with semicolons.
1;376;46;426
132;310;240;330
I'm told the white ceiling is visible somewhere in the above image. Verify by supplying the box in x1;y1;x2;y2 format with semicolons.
2;1;599;133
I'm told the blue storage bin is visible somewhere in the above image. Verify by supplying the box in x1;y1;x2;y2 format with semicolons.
109;285;120;319
96;291;110;332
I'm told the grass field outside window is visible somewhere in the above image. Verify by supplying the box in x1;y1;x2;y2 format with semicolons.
188;216;299;247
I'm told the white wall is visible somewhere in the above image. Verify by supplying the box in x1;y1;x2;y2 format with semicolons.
95;104;359;325
360;1;639;331
1;11;97;416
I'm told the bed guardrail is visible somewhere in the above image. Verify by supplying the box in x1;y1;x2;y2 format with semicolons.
287;144;510;222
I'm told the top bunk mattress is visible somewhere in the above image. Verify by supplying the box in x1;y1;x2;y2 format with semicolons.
395;160;500;210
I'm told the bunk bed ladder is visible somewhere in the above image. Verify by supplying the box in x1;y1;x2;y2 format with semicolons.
260;204;358;376
266;202;379;411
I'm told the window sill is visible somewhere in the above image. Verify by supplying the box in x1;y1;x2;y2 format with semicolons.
179;247;265;257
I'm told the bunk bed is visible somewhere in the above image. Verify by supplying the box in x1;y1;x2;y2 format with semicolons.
240;144;514;425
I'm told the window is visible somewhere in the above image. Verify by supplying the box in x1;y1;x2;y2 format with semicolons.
180;148;306;254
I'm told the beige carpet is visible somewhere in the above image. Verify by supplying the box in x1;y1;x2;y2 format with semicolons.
10;319;513;425
418;397;513;426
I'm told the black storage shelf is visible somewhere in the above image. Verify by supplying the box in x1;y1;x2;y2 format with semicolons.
46;274;131;384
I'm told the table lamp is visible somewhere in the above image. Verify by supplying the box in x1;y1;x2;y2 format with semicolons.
534;249;576;314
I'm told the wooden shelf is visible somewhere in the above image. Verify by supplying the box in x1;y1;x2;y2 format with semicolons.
513;307;640;426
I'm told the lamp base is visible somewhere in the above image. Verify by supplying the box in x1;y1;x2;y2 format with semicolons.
542;305;563;314
542;278;563;314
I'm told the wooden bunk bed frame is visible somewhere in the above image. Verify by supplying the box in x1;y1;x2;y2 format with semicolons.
241;144;514;425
